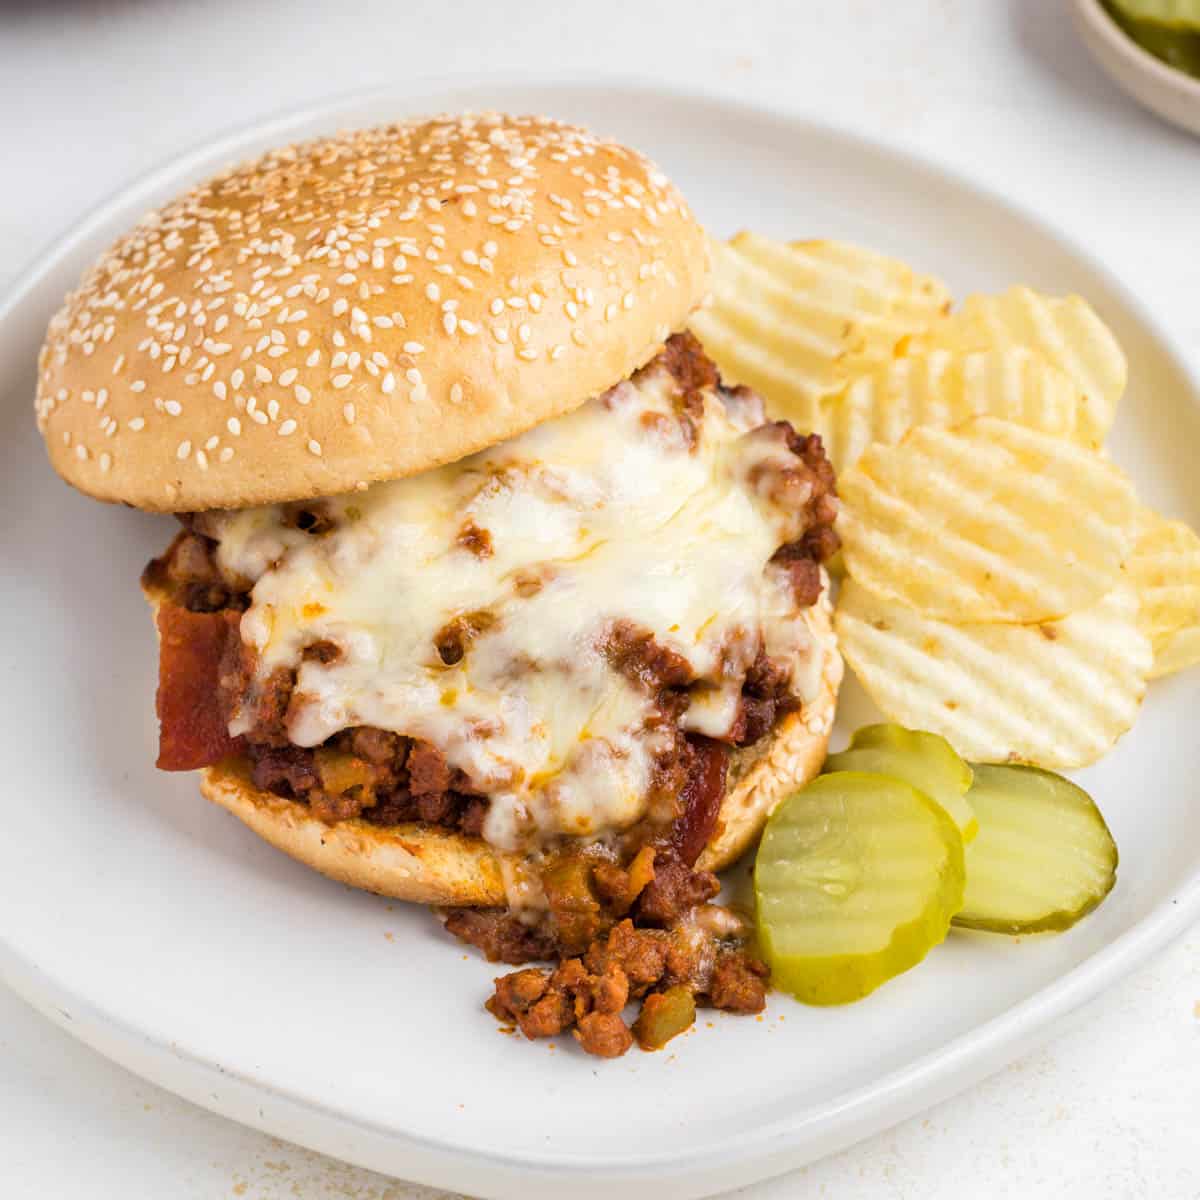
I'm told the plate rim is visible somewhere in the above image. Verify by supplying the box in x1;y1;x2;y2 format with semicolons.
3;71;1199;1190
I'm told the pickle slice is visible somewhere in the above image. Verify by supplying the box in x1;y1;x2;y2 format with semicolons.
1110;0;1200;30
824;724;978;843
755;772;965;1005
1106;1;1200;75
953;764;1117;935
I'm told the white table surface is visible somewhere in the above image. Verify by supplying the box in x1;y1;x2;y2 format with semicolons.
3;1;1199;1196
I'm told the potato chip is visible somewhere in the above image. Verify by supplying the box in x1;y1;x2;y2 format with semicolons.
1127;510;1200;677
837;416;1138;623
689;232;950;432
921;287;1125;442
820;347;1095;475
835;578;1151;769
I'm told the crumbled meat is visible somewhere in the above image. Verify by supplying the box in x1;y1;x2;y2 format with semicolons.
251;745;320;799
801;522;841;565
585;920;668;995
583;961;630;1015
485;914;767;1057
486;968;547;1018
592;846;656;915
770;548;823;608
349;727;403;766
442;909;557;965
601;620;694;691
514;989;575;1039
727;693;780;746
636;857;721;925
407;742;451;796
652;330;720;411
575;1012;634;1058
225;663;294;749
744;644;792;698
458;797;488;837
707;951;769;1013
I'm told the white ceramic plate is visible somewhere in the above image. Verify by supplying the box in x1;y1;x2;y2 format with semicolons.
2;80;1199;1200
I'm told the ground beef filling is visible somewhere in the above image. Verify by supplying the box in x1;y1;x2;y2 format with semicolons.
145;333;839;1057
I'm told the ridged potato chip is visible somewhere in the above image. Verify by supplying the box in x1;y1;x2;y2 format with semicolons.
690;232;950;432
921;287;1125;442
820;347;1095;475
1127;510;1200;677
838;416;1138;623
835;578;1151;769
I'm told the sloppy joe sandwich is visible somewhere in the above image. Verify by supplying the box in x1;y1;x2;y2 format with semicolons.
36;113;841;1057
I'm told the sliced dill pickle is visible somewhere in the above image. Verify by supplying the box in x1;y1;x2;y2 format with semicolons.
755;772;965;1005
1110;0;1200;31
953;764;1117;935
1106;1;1200;75
824;724;977;843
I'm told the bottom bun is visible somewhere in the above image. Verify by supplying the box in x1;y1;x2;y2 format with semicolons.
200;598;842;906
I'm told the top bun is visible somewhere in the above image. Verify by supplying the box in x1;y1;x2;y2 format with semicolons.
36;113;709;511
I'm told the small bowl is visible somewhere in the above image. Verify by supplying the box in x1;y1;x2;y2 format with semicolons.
1072;0;1200;136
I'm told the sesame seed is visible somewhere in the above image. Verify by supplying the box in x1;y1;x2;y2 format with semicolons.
227;417;242;436
164;399;183;416
344;403;357;423
196;450;209;470
74;444;88;461
381;372;396;395
278;367;298;386
307;439;322;457
205;436;219;451
278;419;297;436
443;312;457;335
403;341;424;355
332;374;352;389
99;452;112;473
450;382;464;404
295;384;312;404
177;440;192;460
129;417;146;431
219;447;234;463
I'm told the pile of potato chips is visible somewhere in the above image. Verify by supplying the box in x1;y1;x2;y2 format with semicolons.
691;232;1200;769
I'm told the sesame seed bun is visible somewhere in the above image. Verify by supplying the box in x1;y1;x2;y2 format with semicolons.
36;113;709;512
197;599;842;906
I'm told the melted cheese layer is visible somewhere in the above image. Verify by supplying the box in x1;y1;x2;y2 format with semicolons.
203;364;825;852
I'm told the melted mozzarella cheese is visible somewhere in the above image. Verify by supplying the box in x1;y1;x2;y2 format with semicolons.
203;365;825;852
